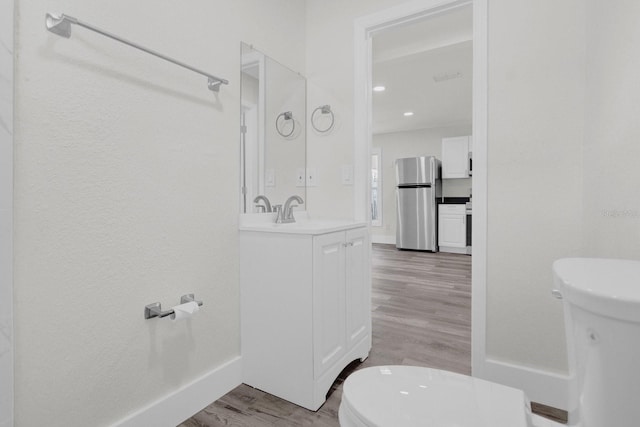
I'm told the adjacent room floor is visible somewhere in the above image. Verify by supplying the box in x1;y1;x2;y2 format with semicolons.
180;244;471;426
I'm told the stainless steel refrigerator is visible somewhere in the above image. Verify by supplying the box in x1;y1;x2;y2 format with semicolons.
395;156;441;251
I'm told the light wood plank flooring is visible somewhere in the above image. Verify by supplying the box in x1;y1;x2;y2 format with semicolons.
180;244;564;426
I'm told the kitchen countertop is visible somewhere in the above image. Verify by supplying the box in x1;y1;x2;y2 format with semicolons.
438;197;470;205
438;197;472;214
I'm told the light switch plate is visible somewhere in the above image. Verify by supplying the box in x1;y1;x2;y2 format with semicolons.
341;164;353;185
307;168;318;187
296;168;305;187
265;169;275;187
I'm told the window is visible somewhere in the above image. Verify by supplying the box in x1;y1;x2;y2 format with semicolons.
371;148;382;226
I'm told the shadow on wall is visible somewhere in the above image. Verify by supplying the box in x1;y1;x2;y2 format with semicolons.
40;36;224;110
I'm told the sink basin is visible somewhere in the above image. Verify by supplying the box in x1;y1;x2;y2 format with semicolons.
239;213;367;235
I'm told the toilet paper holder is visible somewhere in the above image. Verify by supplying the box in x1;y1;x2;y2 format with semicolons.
144;294;203;320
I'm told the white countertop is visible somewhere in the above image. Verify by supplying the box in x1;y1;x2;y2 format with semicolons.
239;212;367;235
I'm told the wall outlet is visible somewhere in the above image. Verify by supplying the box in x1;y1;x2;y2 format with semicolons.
265;169;275;187
341;164;353;185
307;168;318;187
296;168;305;187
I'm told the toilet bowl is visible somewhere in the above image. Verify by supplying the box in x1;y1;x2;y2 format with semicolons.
339;258;640;427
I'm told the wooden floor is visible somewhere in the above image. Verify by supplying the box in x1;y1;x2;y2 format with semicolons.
180;244;563;426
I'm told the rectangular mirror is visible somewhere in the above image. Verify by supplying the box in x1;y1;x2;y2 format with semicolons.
240;43;306;214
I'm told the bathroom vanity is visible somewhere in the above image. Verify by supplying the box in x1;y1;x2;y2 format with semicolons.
239;217;371;410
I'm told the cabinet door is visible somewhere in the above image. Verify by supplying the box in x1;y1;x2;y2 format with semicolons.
442;136;469;179
345;227;370;349
313;232;347;378
438;210;466;248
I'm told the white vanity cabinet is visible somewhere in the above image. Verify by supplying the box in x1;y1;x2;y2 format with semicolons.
438;204;467;253
240;224;371;411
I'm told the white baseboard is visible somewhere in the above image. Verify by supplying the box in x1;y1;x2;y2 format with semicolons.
439;246;467;254
482;358;569;410
371;234;395;245
113;356;242;427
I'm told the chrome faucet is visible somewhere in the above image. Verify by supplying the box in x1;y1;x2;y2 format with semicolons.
253;195;272;213
273;205;284;223
281;195;304;223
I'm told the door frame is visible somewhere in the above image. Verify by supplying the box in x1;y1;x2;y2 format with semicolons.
0;0;14;424
240;47;266;213
353;0;488;377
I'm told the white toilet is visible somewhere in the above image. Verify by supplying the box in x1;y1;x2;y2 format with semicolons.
339;258;640;426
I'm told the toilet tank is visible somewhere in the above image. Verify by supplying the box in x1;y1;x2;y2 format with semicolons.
553;258;640;427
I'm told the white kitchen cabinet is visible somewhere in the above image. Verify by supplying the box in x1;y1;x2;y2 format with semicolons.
240;225;371;411
442;136;471;179
438;204;467;253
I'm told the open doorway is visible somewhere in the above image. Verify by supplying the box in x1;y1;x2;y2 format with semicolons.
370;5;472;249
361;1;475;377
353;0;488;378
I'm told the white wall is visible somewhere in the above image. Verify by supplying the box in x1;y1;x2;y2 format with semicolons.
582;0;640;259
372;126;472;242
0;0;14;425
484;1;640;408
13;1;305;426
305;0;413;219
485;0;584;375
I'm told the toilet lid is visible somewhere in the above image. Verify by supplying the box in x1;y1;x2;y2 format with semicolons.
341;366;532;427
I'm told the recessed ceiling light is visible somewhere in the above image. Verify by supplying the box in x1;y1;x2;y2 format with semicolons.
373;85;386;92
403;111;414;117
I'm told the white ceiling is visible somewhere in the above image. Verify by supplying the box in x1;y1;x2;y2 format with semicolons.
372;5;473;135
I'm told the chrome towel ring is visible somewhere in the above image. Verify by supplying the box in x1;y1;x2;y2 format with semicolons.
311;105;335;133
276;111;295;138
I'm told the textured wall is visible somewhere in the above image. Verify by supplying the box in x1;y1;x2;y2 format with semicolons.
486;0;640;385
485;0;585;373
0;0;14;425
13;1;305;426
582;0;640;259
